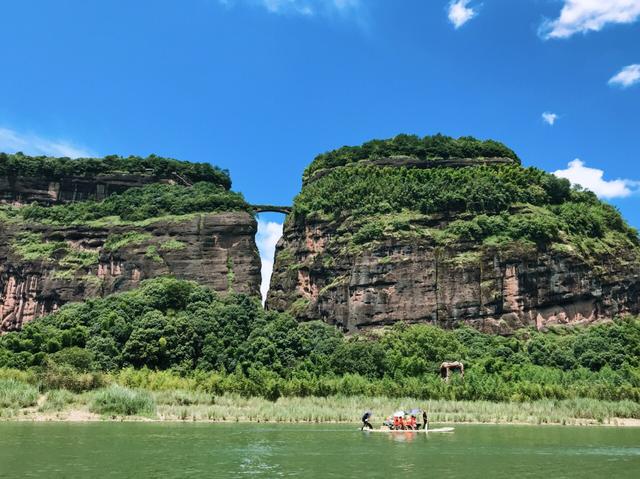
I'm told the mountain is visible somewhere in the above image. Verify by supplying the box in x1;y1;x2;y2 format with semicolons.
267;134;640;333
0;153;261;332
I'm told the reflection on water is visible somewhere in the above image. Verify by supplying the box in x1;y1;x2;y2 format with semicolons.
0;423;638;479
385;431;419;443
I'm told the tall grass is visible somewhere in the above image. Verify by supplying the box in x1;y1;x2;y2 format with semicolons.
0;368;38;385
0;379;39;408
90;385;156;416
38;389;75;413
155;394;640;425
115;368;198;391
0;366;637;425
154;389;215;406
40;365;106;393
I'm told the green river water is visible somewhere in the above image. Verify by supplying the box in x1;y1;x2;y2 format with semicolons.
0;423;638;478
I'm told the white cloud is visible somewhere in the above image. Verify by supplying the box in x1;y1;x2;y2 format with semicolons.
448;0;478;29
553;159;640;199
0;127;93;158
542;112;559;125
256;219;284;303
540;0;640;39
220;0;360;17
608;64;640;88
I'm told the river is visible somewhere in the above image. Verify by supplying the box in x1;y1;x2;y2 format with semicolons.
0;423;638;478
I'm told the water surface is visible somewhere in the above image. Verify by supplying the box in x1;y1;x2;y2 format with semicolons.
0;423;638;478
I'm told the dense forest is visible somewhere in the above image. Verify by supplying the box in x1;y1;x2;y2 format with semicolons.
0;152;231;189
304;134;520;180
1;278;638;402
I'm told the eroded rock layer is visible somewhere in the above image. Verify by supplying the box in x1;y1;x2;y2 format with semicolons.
267;214;640;333
0;173;174;205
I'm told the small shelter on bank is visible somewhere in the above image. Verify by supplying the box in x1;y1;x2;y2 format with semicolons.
440;361;464;382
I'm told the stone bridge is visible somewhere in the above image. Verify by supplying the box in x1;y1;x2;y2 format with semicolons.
251;204;292;215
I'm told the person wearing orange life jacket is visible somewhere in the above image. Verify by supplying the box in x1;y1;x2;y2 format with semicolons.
408;415;417;430
398;416;406;430
392;415;401;430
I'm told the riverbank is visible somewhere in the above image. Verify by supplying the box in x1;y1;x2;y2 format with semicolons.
2;386;639;426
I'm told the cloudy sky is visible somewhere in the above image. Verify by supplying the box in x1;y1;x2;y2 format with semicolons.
1;1;639;298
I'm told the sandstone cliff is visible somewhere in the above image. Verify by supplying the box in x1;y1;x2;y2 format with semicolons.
267;135;640;333
268;212;640;333
0;154;260;332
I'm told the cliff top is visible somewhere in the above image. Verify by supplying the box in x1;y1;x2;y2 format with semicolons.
303;134;520;182
0;152;231;190
291;136;639;262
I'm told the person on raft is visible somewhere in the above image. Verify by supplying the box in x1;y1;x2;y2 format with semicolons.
393;414;405;430
407;414;417;430
422;410;429;430
361;411;373;430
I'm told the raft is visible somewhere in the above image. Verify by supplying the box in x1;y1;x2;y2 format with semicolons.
363;427;454;434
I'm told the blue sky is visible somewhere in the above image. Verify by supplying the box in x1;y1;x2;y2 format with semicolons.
1;1;639;296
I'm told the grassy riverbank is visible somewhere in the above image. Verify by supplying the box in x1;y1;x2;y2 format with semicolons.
1;378;638;426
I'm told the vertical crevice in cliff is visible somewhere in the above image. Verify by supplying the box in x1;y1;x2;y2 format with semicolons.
479;257;484;330
434;247;440;326
255;214;284;304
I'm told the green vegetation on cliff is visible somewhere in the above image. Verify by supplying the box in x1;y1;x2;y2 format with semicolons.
1;278;638;403
0;152;231;189
6;182;251;225
304;134;520;180
293;138;638;257
11;232;100;276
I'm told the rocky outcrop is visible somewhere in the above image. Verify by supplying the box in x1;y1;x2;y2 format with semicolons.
268;213;640;335
0;212;261;332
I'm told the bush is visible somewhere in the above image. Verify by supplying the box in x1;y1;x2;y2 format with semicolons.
90;385;156;416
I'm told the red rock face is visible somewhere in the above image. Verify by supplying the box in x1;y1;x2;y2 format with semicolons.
0;275;48;331
0;212;261;332
267;216;640;334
